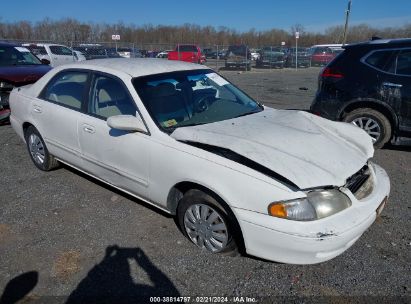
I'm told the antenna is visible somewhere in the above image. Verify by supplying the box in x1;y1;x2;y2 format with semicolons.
342;0;352;45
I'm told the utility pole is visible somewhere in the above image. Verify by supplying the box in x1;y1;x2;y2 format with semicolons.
342;0;352;45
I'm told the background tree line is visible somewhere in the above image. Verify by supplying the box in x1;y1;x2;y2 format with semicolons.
0;18;410;48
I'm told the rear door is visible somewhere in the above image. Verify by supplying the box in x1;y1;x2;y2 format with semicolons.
366;48;411;135
393;49;411;134
33;70;89;167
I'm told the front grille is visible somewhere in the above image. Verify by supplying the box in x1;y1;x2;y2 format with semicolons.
346;166;369;193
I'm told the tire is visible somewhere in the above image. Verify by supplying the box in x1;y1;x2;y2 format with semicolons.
343;108;392;149
177;189;240;255
25;126;59;171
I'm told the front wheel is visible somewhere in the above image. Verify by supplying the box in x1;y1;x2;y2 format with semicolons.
343;108;392;149
25;126;59;171
177;189;239;255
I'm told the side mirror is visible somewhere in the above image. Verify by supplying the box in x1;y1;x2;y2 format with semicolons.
107;115;147;133
41;58;50;65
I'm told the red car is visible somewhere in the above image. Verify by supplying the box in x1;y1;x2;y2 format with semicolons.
310;46;343;67
168;44;206;64
0;42;51;123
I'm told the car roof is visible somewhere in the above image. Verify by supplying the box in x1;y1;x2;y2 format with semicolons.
344;38;411;49
0;41;19;47
22;43;66;47
56;58;205;77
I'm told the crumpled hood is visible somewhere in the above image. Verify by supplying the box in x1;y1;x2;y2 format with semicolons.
171;108;374;189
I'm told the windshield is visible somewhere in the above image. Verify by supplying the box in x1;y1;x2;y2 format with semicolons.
262;47;286;53
0;46;42;66
133;69;263;132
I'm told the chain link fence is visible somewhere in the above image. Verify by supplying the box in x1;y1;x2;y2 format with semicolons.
2;39;332;71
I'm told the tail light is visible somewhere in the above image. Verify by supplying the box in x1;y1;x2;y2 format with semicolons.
321;67;344;79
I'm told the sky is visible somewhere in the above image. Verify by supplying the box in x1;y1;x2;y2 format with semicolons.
2;0;411;33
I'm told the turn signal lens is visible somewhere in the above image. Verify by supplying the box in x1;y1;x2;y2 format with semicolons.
268;203;287;218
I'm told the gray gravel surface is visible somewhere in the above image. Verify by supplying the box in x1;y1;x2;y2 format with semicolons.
0;68;410;303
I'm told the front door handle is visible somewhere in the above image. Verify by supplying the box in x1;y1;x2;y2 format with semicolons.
383;82;403;88
33;105;42;113
83;125;95;134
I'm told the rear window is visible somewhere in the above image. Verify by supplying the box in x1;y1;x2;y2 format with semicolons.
227;46;248;56
26;46;47;56
177;45;197;52
364;50;396;73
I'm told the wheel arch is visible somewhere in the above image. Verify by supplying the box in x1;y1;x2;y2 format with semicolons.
339;99;398;131
22;121;35;133
167;181;246;253
167;181;229;215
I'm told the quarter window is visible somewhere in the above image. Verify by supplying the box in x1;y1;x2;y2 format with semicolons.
89;75;136;119
396;51;411;75
365;50;396;73
42;71;88;110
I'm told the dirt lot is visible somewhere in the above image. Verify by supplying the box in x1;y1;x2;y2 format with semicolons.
0;67;410;303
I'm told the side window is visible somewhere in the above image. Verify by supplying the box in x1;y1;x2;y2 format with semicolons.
27;46;47;56
50;46;73;56
41;71;88;110
365;50;396;72
89;75;136;119
396;50;411;76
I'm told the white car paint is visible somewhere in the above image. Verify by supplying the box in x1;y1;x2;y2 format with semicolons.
9;59;390;264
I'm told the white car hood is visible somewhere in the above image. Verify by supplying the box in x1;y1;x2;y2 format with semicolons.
171;108;374;189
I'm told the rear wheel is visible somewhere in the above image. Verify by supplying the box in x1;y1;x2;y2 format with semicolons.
343;108;392;149
177;189;239;255
25;126;59;171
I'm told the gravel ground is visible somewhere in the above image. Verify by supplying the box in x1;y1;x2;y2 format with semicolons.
0;67;410;303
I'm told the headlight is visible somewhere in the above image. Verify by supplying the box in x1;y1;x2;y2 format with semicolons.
268;189;351;221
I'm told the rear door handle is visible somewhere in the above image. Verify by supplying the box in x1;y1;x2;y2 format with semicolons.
383;82;403;88
83;125;95;134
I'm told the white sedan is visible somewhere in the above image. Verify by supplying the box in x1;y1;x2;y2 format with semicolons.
9;59;390;264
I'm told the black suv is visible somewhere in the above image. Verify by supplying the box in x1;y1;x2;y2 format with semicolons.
311;38;411;148
225;45;251;70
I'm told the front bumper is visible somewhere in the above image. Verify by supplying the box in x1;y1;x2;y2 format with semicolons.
225;61;250;68
233;162;390;264
257;60;285;67
0;91;11;122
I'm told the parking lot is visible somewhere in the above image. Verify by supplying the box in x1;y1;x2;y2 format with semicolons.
0;67;410;302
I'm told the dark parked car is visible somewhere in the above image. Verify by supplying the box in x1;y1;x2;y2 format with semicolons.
0;42;51;123
72;47;122;60
256;46;289;68
311;38;411;148
225;45;251;70
287;47;311;68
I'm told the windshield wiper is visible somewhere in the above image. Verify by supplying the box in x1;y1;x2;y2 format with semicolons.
233;109;262;119
175;121;207;128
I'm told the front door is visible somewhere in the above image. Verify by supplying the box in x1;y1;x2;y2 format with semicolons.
78;72;151;199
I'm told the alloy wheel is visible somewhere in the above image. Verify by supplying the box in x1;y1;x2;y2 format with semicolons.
351;117;381;143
